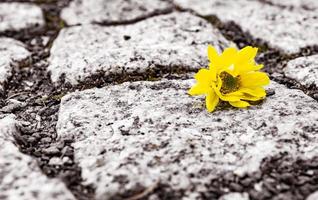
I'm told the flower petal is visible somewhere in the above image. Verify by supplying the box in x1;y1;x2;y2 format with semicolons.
207;45;219;63
236;63;263;74
229;100;250;108
238;87;266;98
188;84;209;96
194;68;216;85
219;47;238;69
240;72;270;87
237;46;258;63
206;90;219;112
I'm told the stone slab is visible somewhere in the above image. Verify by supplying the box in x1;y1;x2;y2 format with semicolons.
0;37;31;91
48;12;231;85
0;115;75;200
57;79;318;199
284;55;318;88
174;0;318;53
0;2;44;32
61;0;173;25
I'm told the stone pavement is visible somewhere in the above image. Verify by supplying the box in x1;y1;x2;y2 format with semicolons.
0;0;317;200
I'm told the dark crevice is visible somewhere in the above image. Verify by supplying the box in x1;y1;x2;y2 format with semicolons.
0;0;95;199
55;66;196;92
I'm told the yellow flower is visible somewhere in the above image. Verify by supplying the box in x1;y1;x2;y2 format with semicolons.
188;45;270;112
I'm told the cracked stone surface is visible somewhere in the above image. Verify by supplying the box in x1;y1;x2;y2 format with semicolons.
57;79;318;199
61;0;173;25
174;0;318;53
0;2;45;32
0;115;75;200
0;37;31;91
48;12;231;85
284;55;318;88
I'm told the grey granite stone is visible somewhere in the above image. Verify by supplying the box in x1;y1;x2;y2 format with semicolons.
265;0;318;10
0;115;75;200
0;2;44;32
48;12;231;85
284;55;318;88
61;0;173;25
0;38;31;91
174;0;318;53
56;79;318;199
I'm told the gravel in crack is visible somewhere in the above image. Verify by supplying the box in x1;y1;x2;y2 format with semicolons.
48;12;231;86
61;0;174;25
0;0;95;199
0;114;75;200
56;79;318;199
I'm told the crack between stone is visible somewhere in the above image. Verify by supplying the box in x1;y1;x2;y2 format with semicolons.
0;0;96;199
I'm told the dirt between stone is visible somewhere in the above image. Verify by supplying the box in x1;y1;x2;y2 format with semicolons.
0;0;317;200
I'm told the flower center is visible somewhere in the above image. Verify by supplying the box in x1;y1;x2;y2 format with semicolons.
219;71;240;94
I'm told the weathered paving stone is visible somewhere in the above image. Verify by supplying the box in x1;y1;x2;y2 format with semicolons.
174;0;318;53
284;55;318;88
48;12;231;85
0;37;31;91
61;0;174;25
56;79;318;199
0;115;75;200
0;2;45;32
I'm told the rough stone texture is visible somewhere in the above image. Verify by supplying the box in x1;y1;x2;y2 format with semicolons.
219;192;249;200
61;0;173;25
0;115;75;200
265;0;318;10
48;12;231;85
284;55;318;88
0;2;45;32
57;79;318;199
0;37;31;91
174;0;318;53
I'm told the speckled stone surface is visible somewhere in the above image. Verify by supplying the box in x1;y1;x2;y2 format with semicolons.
48;12;231;85
0;115;75;200
174;0;318;53
284;55;318;88
61;0;173;25
56;79;318;199
0;2;45;32
265;0;318;10
0;38;31;91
